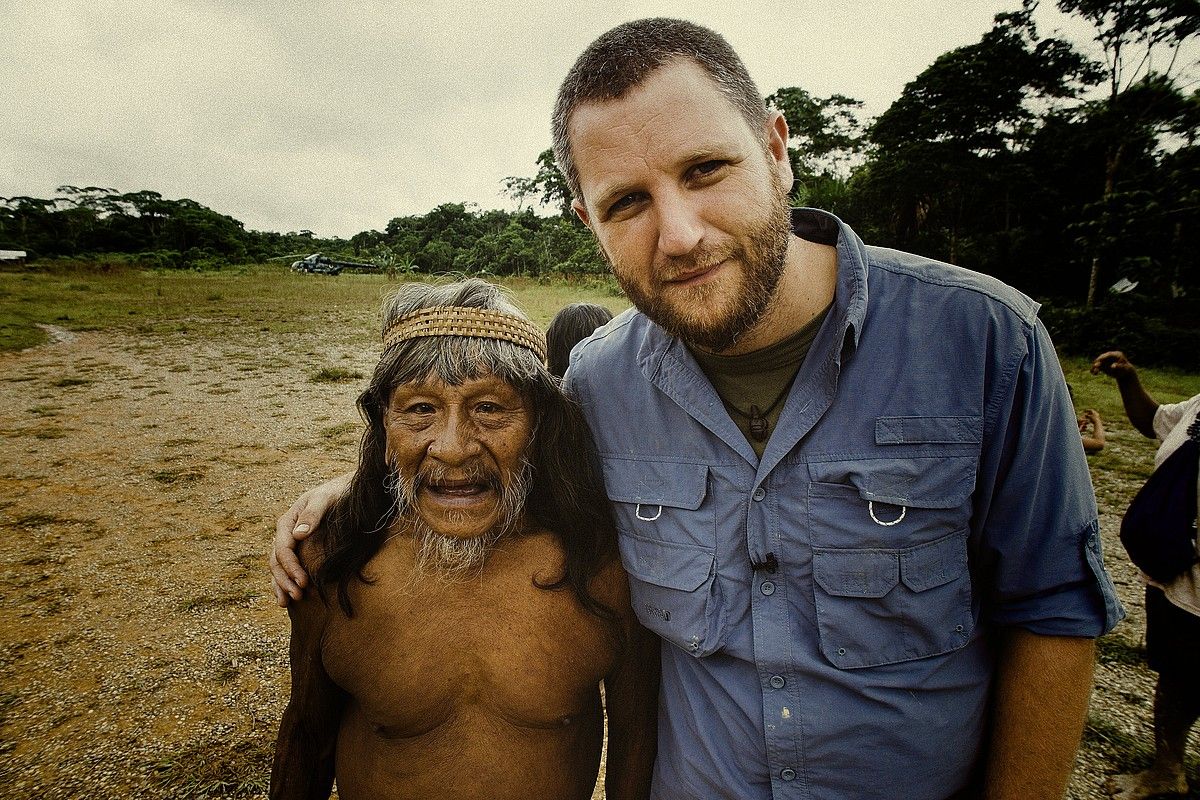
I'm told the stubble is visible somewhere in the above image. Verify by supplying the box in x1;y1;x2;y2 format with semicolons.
604;168;792;352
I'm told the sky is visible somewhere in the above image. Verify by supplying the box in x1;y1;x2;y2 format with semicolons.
2;0;1109;238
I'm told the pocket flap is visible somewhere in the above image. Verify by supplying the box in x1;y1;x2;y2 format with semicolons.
875;416;981;445
619;531;715;592
809;457;975;509
900;530;968;592
812;549;899;598
602;458;708;510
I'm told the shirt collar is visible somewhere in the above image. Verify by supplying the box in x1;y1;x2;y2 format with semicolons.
791;207;868;353
636;207;869;368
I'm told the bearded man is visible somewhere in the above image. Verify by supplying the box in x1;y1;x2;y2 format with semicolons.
274;19;1125;800
269;279;657;800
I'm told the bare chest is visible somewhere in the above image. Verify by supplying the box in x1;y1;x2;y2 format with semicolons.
321;567;617;737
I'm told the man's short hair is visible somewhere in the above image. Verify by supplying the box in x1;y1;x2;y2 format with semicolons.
551;17;769;204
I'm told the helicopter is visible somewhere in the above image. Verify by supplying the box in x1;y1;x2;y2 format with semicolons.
268;253;377;275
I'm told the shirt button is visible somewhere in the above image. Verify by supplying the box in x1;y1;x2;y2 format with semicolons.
761;580;776;596
781;768;796;781
769;675;785;689
752;487;766;501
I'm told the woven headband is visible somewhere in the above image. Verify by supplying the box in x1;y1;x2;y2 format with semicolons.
382;306;547;362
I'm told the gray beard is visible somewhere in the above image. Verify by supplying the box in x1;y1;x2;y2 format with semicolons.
384;459;532;580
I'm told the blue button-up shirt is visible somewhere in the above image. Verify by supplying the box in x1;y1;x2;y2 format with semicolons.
565;209;1123;800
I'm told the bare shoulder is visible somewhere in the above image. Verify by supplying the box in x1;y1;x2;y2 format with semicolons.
297;533;329;575
510;527;625;600
290;536;335;627
587;551;631;610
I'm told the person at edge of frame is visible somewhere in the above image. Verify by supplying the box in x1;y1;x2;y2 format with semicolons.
1093;350;1200;800
547;302;615;379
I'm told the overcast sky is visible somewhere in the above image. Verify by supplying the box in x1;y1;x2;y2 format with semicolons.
2;1;1106;237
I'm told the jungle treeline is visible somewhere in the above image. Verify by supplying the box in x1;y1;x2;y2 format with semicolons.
2;2;1198;365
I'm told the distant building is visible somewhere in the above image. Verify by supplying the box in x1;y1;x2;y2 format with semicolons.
0;250;27;265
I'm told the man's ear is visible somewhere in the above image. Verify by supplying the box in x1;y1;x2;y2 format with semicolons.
572;198;592;229
766;110;793;186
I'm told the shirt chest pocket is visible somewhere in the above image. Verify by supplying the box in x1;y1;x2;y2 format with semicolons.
602;458;725;657
808;456;977;669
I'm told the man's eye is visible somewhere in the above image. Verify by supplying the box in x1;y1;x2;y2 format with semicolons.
476;402;500;414
608;193;642;217
692;160;725;179
405;402;435;414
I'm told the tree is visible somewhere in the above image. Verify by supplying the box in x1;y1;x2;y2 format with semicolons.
502;149;574;219
862;4;1099;268
765;88;866;217
766;88;866;177
1055;0;1200;305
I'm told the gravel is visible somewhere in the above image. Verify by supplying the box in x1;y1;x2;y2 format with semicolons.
0;326;1195;798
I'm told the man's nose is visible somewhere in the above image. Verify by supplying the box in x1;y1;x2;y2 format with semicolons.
426;410;481;464
656;190;704;257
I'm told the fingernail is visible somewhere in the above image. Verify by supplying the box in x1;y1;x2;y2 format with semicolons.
294;523;310;535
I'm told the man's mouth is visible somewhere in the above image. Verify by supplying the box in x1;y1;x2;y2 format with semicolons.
421;477;497;505
665;259;726;287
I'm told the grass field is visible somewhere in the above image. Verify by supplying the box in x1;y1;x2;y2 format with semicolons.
0;264;629;353
1;263;1198;799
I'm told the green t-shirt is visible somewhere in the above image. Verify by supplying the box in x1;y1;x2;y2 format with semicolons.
690;304;832;458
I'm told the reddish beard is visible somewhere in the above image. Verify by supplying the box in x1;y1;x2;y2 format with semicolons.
603;168;792;352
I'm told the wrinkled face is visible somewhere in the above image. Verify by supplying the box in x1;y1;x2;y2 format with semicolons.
569;58;794;352
384;373;534;543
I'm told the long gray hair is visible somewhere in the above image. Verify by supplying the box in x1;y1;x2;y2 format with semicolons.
314;278;617;620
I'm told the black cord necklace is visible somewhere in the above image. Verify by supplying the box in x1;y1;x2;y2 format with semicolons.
723;378;795;442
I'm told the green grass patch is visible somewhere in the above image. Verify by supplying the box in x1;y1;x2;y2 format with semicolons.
149;735;272;797
26;405;61;417
319;421;360;440
150;466;206;485
0;268;629;353
12;512;69;529
310;366;363;383
1096;635;1146;667
1082;714;1153;772
179;590;258;612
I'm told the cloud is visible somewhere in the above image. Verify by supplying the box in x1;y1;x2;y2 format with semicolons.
0;0;1133;236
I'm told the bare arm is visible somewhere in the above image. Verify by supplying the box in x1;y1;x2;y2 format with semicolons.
601;570;660;800
1091;351;1158;438
270;558;346;800
271;473;353;606
983;629;1096;800
1079;410;1105;454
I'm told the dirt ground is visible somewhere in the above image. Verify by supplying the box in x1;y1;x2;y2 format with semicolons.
0;321;1195;799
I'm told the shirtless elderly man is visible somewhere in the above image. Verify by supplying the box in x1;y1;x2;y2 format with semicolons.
269;279;656;799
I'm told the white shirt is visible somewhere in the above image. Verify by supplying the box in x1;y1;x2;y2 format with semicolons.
1148;393;1200;615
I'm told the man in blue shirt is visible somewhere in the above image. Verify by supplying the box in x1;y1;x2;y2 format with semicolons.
273;18;1123;799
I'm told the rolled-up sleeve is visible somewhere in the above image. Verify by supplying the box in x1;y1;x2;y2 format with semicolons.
972;318;1124;636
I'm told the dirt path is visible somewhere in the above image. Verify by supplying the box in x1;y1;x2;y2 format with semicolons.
0;322;368;797
0;323;1193;798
